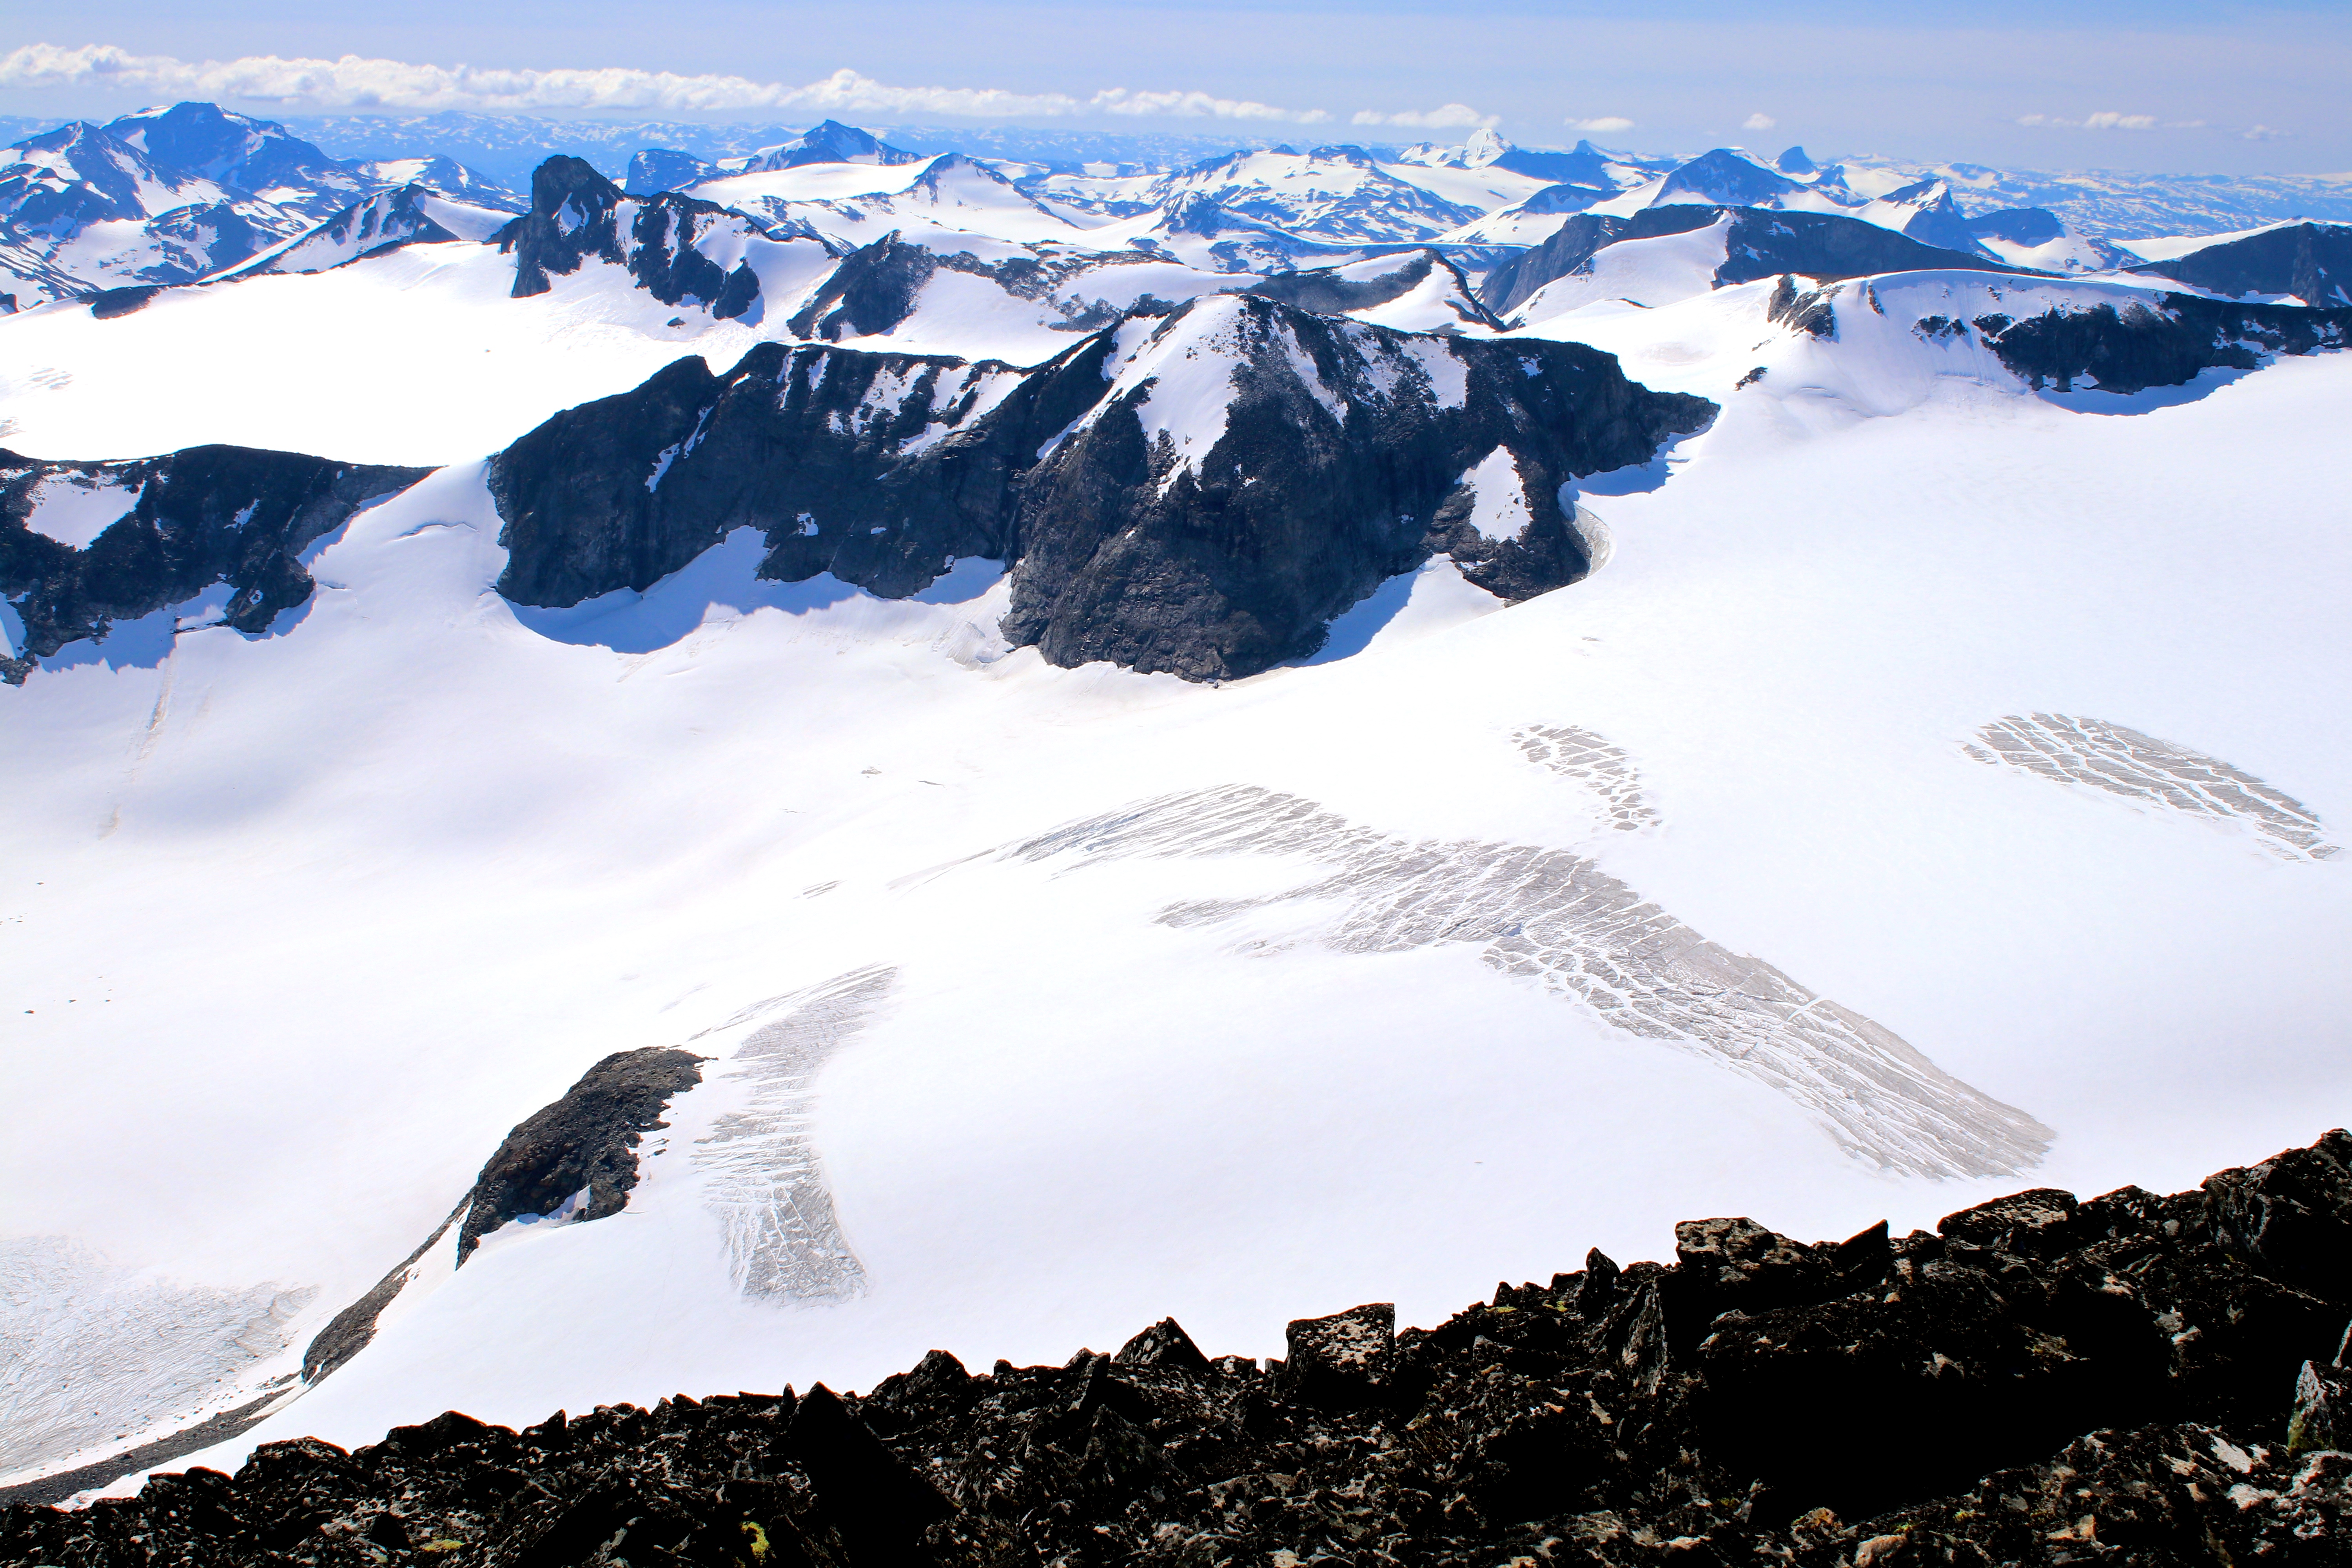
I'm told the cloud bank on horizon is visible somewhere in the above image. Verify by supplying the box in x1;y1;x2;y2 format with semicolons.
0;41;1501;131
0;24;2332;168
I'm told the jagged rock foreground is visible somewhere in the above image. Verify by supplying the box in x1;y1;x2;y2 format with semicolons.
12;1132;2352;1568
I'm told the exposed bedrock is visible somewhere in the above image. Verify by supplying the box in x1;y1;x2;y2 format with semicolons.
494;155;768;319
453;1047;706;1264
488;292;1714;679
2131;220;2352;307
1243;249;1501;329
0;446;429;682
10;1131;2352;1566
1480;204;2025;318
291;1049;706;1410
1970;292;2352;394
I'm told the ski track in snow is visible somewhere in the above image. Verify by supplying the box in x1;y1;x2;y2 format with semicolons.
1003;785;2051;1180
1967;714;2338;862
1513;724;1659;831
691;966;898;1302
0;1238;314;1479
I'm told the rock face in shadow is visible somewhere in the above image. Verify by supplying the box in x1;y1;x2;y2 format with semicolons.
1482;205;2025;318
453;1047;706;1264
999;297;1712;678
487;340;1094;608
2131;220;2352;307
1244;249;1501;330
237;185;464;277
10;1131;2352;1567
0;447;428;682
493;156;770;319
487;292;1713;680
1971;292;2352;394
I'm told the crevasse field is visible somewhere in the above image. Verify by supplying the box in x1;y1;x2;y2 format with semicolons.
2;210;2348;1503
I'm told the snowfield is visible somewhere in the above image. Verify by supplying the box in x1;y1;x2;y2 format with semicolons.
0;237;839;465
3;258;2348;1499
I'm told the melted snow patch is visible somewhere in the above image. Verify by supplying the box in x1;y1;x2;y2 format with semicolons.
1458;447;1532;542
21;475;142;549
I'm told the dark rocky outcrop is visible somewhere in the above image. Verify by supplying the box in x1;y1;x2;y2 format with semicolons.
453;1047;706;1263
487;340;1084;608
11;1131;2352;1567
785;232;946;339
785;232;1167;343
487;294;1713;679
1973;292;2352;393
1244;249;1501;330
494;157;773;319
1482;205;2023;317
2131;220;2352;307
234;185;466;278
0;447;428;683
1968;205;2067;247
999;299;1709;677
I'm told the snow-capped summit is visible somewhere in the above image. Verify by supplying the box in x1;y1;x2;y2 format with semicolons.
1394;132;1616;191
1776;145;1817;176
348;156;524;214
1653;148;1805;209
1140;146;1485;248
0;121;251;237
220;184;517;279
1857;176;1982;255
101;102;370;221
725;120;924;176
0;120;307;292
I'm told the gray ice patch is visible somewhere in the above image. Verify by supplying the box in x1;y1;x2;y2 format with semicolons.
1005;786;2050;1180
693;965;897;1302
1967;714;2337;862
1514;724;1657;831
0;1237;314;1479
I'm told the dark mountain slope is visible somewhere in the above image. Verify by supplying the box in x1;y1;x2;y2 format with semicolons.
488;294;1713;679
1483;205;2026;318
2131;220;2352;307
1;449;427;682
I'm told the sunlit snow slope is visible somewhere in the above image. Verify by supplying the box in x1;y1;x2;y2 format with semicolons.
4;287;2348;1499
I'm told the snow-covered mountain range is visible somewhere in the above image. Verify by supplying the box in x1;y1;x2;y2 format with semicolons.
3;98;2350;1514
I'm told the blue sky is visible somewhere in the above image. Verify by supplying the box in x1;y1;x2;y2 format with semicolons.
4;0;2347;171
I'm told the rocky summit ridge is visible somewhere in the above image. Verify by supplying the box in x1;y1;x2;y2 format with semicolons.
9;1130;2352;1566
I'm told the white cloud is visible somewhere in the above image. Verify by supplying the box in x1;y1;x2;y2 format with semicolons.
2018;111;2160;131
2242;124;2292;141
1565;115;1635;133
1350;103;1499;130
0;41;1336;123
1092;88;1329;123
1742;112;1776;132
